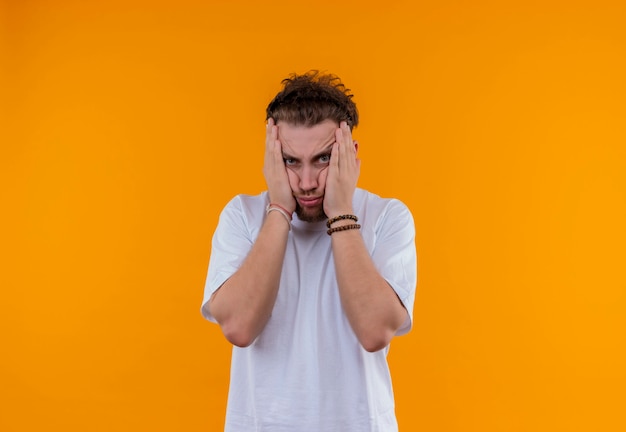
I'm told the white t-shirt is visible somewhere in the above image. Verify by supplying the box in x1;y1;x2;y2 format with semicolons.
202;188;417;432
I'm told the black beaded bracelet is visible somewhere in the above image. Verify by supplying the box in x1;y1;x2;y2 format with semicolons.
326;214;358;228
327;223;361;236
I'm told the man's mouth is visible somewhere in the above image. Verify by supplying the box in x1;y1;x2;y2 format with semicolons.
297;196;323;208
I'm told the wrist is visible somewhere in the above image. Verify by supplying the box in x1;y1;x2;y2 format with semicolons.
326;213;358;228
327;222;361;236
267;202;293;218
267;194;295;214
325;209;354;220
266;203;292;230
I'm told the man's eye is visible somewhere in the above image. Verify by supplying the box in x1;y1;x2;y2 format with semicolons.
284;158;296;166
319;154;331;163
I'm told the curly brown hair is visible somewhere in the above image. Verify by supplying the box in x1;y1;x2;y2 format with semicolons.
266;70;359;130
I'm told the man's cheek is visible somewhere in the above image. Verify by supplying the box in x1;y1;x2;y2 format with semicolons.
286;169;299;193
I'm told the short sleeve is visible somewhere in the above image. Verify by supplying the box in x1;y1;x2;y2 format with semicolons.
201;196;255;323
371;200;417;335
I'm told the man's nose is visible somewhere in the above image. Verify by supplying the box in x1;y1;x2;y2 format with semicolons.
299;165;319;191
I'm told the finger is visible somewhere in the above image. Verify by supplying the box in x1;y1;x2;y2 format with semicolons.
335;125;347;155
265;118;274;149
267;126;280;164
341;121;355;156
266;118;278;140
273;139;283;165
335;127;343;147
337;122;353;171
330;141;340;174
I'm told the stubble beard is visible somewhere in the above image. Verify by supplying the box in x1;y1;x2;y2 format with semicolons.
295;201;327;223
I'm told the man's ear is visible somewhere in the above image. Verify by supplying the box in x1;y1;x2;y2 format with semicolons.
354;140;359;153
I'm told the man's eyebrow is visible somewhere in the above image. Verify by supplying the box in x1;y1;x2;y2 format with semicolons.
313;144;334;159
310;144;334;161
282;144;334;162
281;151;299;161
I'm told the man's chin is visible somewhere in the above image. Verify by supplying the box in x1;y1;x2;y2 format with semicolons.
295;203;327;223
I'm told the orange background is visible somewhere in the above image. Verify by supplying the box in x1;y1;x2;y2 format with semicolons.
2;0;625;431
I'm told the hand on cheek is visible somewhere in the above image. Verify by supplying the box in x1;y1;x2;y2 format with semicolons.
263;118;296;213
285;168;298;194
323;121;360;218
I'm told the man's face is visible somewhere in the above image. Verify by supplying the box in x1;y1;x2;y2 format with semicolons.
277;119;338;222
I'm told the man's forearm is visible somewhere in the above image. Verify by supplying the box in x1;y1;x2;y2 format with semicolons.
331;228;407;352
209;211;290;347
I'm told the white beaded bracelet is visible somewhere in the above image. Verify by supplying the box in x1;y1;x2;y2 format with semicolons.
266;204;292;230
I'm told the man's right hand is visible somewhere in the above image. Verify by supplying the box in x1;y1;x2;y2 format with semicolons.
263;118;296;213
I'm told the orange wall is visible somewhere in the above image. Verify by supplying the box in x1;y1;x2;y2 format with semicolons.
2;0;625;431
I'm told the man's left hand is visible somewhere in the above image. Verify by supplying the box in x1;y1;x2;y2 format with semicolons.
323;121;360;218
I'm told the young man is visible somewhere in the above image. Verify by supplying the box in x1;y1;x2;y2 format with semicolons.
202;71;417;431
